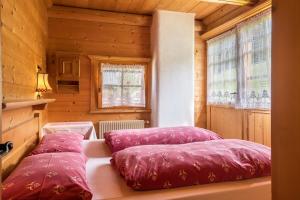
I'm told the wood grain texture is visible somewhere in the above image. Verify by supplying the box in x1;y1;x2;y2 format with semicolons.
52;0;244;20
2;99;55;111
46;8;152;134
2;111;39;180
1;0;48;100
201;0;271;39
207;105;271;146
208;106;244;139
202;0;267;30
272;0;300;199
247;110;271;147
194;33;207;128
48;6;152;26
1;0;49;179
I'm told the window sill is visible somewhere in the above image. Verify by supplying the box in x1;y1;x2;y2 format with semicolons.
90;109;151;114
208;104;271;113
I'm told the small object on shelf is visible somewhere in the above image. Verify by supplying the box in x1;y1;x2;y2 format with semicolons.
36;65;52;99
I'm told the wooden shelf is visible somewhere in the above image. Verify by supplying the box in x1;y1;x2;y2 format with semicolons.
2;99;56;111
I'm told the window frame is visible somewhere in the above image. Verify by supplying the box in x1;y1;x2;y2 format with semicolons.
89;56;151;113
206;10;271;110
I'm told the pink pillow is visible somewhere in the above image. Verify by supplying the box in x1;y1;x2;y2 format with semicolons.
112;139;271;190
2;152;92;200
30;133;84;155
105;126;222;153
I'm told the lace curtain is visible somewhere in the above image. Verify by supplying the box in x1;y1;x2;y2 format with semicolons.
207;10;271;109
101;63;145;108
207;30;238;105
238;11;272;109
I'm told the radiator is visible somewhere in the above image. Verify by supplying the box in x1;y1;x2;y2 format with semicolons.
99;120;144;139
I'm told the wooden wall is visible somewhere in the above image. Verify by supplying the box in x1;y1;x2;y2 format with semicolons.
202;0;268;33
1;0;49;179
2;107;40;179
46;6;208;132
272;0;300;199
207;106;244;139
1;0;48;100
194;33;207;128
207;106;271;146
46;6;152;135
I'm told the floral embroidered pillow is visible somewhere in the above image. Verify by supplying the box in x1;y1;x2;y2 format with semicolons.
2;152;92;200
105;126;223;153
111;139;271;190
30;133;84;155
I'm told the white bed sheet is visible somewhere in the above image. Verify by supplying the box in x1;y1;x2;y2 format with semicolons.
82;140;271;200
42;121;97;140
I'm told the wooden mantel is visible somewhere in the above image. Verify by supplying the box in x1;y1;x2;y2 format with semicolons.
2;99;56;111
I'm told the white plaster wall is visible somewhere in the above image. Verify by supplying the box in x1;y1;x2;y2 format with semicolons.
151;10;195;127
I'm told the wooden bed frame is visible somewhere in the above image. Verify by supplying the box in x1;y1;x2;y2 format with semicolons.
1;100;54;180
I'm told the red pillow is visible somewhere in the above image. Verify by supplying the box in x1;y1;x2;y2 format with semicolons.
105;126;222;153
111;139;271;190
30;133;84;155
2;152;92;200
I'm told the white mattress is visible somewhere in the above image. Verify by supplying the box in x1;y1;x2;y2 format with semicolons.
82;140;271;200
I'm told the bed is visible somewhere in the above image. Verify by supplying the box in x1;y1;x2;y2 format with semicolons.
42;121;97;140
82;140;271;200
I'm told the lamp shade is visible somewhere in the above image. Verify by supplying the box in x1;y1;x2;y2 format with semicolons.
36;73;52;92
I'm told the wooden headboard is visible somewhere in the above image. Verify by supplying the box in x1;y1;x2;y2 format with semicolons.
2;107;40;179
1;99;55;179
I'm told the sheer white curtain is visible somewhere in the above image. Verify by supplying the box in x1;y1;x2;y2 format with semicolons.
207;30;238;105
237;11;272;109
101;63;145;108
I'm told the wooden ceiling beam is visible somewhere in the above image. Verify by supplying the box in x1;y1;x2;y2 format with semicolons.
48;6;152;27
201;0;271;40
197;0;257;6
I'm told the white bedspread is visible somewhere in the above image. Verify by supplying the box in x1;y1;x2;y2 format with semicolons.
82;140;271;200
42;121;97;140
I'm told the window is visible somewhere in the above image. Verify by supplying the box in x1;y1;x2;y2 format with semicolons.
207;30;237;105
238;12;271;109
89;56;151;112
207;10;271;109
101;63;146;108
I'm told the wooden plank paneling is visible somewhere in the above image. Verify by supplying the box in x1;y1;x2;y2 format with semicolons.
247;111;271;146
1;0;48;100
2;107;34;132
194;33;207;128
1;0;48;179
191;2;224;19
46;8;152;134
272;0;300;198
208;105;271;145
2;115;39;180
209;106;244;139
52;0;260;20
201;0;271;40
48;6;152;26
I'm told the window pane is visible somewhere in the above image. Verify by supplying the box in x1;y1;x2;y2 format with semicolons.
101;63;146;108
102;86;122;107
207;30;237;105
238;11;271;109
102;66;122;86
123;67;144;86
122;86;145;106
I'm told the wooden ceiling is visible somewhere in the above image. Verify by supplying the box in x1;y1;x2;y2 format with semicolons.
51;0;256;19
